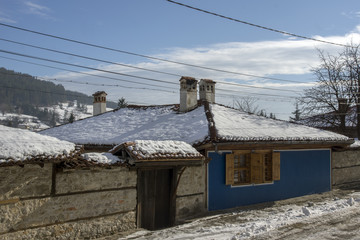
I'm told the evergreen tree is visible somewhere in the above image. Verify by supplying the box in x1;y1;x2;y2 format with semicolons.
290;103;301;122
117;97;128;109
68;112;75;123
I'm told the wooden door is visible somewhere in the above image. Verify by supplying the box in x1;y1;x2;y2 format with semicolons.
138;168;175;230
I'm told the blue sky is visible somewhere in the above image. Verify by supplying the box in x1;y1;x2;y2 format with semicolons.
1;0;360;119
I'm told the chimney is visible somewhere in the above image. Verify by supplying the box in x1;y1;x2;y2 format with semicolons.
179;76;198;112
93;91;107;116
199;79;216;103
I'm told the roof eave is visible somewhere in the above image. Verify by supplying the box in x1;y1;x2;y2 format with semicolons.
195;139;355;150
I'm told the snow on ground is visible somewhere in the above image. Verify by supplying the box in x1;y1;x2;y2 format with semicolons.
0;125;76;162
211;104;350;141
41;106;209;145
44;101;112;122
0;113;49;131
117;190;360;240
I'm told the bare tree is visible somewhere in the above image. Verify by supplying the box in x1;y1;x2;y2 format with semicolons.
234;96;260;114
299;49;355;134
343;43;360;137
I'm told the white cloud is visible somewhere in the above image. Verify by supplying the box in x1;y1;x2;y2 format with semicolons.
0;11;17;23
0;16;16;23
24;1;53;19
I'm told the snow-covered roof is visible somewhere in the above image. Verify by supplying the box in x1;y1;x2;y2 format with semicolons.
210;104;350;142
0;125;77;163
40;105;209;145
112;140;204;161
40;103;351;147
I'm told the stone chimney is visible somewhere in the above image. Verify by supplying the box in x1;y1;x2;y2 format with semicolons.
93;91;107;116
199;79;216;103
179;76;198;112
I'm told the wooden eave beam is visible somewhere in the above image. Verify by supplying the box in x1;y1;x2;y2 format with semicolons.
135;159;203;167
195;140;354;152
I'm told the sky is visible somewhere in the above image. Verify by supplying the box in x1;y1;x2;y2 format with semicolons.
1;0;360;120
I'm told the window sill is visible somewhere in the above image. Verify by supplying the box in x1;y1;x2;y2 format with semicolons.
229;182;274;188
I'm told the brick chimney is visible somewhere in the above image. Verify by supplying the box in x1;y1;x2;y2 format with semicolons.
179;76;198;112
93;91;107;116
199;79;216;103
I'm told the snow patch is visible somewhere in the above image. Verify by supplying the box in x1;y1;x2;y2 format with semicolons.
0;125;75;162
81;152;122;164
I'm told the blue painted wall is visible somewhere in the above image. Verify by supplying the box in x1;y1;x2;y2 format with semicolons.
208;150;331;211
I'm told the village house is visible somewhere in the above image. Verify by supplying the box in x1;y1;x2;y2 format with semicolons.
0;124;205;238
298;105;357;138
41;76;353;211
0;76;347;238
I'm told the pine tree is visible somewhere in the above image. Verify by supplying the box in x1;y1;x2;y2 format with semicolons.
290;103;301;122
117;97;128;109
68;112;75;123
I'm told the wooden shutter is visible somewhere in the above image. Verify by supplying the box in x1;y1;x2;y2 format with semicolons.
251;153;263;184
225;154;234;185
272;152;281;181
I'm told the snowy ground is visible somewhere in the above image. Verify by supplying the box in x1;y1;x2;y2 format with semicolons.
101;189;360;240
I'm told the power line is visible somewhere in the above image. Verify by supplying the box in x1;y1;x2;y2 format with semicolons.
0;22;307;84
0;55;177;90
40;78;177;94
0;49;178;86
0;50;302;93
0;85;91;99
216;88;295;99
0;37;181;78
166;0;351;48
0;55;301;100
1;55;302;101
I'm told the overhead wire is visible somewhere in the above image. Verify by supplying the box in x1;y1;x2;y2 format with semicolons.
0;49;179;86
0;37;181;78
166;0;351;48
1;55;304;102
0;55;177;90
0;22;307;84
0;49;303;94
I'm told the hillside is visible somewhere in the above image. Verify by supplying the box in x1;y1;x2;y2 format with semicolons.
0;101;113;131
0;67;116;128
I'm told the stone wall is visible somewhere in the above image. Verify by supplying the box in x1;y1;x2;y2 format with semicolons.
0;164;137;239
332;149;360;188
175;165;206;223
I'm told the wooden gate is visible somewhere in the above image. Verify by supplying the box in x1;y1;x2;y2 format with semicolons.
137;168;176;230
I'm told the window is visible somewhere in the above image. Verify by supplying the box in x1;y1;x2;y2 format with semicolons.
226;150;280;186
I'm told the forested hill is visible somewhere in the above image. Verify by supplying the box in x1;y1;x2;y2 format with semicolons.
0;67;93;107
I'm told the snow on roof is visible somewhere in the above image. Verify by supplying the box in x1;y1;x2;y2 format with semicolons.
0;125;76;162
40;105;209;145
115;140;204;161
81;152;123;164
210;104;350;142
40;103;351;147
350;140;360;148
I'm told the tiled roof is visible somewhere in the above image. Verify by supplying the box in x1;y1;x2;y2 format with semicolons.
40;103;352;147
112;140;204;161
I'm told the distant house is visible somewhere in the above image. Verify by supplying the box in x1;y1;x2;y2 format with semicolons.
298;106;357;138
41;77;353;222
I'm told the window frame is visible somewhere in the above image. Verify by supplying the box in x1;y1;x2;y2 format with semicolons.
226;150;280;186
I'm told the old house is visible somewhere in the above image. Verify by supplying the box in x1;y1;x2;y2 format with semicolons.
298;105;357;138
39;76;353;231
